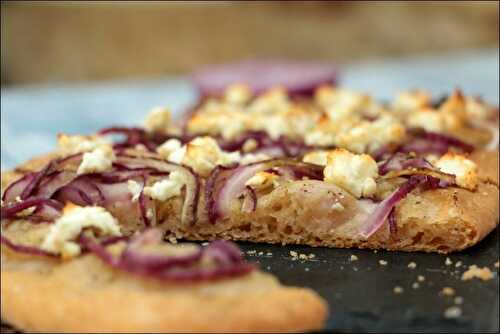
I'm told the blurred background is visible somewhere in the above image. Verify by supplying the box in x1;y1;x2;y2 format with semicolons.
0;1;499;169
1;1;499;85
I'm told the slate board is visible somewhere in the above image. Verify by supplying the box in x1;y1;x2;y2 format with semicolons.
1;229;499;333
237;228;500;333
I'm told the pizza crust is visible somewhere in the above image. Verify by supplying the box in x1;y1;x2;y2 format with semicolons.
1;248;328;333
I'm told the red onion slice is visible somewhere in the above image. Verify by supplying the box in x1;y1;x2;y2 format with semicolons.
191;59;337;96
361;175;446;239
116;155;200;224
0;234;57;257
120;229;203;270
2;173;36;203
241;186;257;213
79;231;254;283
35;171;77;198
20;161;55;200
378;153;434;175
1;197;63;220
207;159;324;223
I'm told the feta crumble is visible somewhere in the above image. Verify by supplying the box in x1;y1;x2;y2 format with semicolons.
41;204;121;258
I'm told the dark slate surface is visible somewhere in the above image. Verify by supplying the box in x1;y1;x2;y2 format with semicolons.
239;228;499;333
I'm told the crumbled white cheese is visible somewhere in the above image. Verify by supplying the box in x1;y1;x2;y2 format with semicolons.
303;150;330;166
245;172;280;190
239;152;271;165
242;138;258;152
435;153;478;190
407;108;446;132
41;204;121;258
127;180;142;202
143;171;187;201
77;145;116;175
167;136;240;176
335;115;406;153
466;97;492;120
157;138;182;160
224;83;252;105
323;149;379;198
392;90;431;113
247;87;290;114
57;134;111;155
144;106;171;134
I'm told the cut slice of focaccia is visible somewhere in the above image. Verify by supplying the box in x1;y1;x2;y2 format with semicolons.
1;221;328;333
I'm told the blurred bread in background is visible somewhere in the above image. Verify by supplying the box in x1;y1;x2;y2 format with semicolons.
1;1;498;86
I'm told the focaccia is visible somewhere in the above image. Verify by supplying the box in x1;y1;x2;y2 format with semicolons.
1;85;498;332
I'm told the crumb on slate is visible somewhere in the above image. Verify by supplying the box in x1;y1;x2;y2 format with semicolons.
417;275;426;282
247;250;256;255
441;287;455;296
461;265;494;281
290;251;298;258
266;252;273;256
379;260;388;266
350;255;358;261
412;282;420;289
455;261;462;268
408;262;417;269
443;306;462;319
454;296;464;305
258;251;264;256
305;267;310;272
393;286;404;294
308;254;316;259
445;257;453;266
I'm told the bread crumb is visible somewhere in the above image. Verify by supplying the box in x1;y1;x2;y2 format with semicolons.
373;250;378;253
266;266;271;270
258;251;264;256
290;251;298;258
412;282;420;289
408;262;417;269
461;265;494;281
350;255;358;261
299;254;308;260
445;257;453;266
393;286;404;294
441;287;455;296
305;267;310;272
168;237;178;244
201;242;209;246
266;252;273;256
495;261;499;268
454;296;464;305
379;260;388;266
308;254;315;259
417;275;426;282
247;250;256;255
455;261;462;268
443;306;462;319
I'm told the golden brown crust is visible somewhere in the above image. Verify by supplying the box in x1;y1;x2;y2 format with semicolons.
1;250;328;333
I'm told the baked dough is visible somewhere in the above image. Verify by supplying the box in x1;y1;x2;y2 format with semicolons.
1;247;327;333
